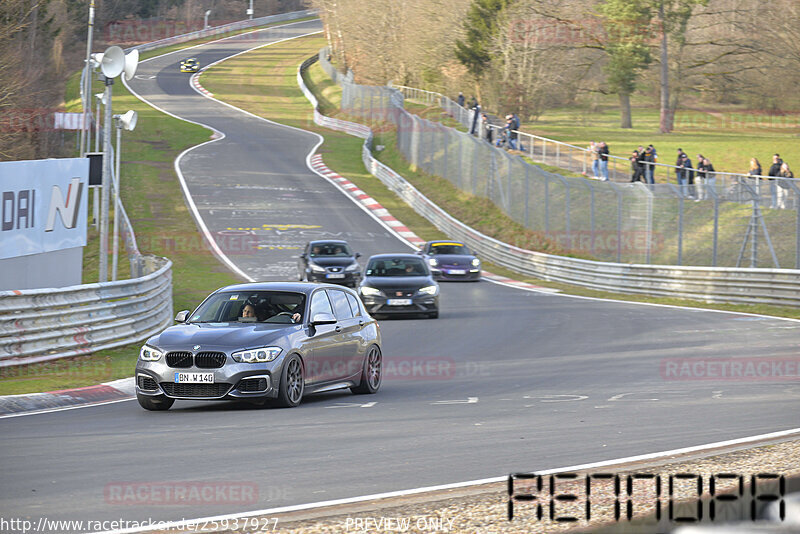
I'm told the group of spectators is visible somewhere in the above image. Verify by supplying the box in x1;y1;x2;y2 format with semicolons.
751;154;795;208
454;92;797;208
458;92;522;150
670;149;717;200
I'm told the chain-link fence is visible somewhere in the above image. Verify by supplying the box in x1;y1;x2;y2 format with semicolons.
321;49;800;268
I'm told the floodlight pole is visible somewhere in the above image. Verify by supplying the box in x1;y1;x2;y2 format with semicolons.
113;120;122;281
99;77;113;282
80;0;96;157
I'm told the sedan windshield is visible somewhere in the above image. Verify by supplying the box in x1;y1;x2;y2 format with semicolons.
365;258;428;277
189;291;305;324
310;243;353;257
429;243;469;255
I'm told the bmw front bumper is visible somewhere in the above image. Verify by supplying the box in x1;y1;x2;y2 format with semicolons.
135;355;289;401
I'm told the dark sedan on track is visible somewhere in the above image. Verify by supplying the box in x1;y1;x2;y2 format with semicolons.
298;240;362;288
419;240;481;281
359;254;439;318
135;282;382;410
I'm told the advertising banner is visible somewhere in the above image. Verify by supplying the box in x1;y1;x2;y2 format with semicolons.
0;158;89;259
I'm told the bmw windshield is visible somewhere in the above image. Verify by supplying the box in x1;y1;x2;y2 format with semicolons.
189;291;305;324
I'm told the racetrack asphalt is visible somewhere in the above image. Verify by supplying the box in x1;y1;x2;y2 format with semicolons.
1;19;799;530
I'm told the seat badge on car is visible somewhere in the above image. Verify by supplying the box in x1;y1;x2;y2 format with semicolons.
193;345;201;351
396;291;403;297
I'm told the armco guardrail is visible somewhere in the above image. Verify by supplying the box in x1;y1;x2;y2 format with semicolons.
0;256;173;367
299;53;800;307
129;10;316;54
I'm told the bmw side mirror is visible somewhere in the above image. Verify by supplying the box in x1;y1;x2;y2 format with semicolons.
300;253;306;259
355;252;361;258
311;313;337;326
175;310;190;322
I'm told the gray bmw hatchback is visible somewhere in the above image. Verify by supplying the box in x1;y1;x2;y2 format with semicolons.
135;282;382;410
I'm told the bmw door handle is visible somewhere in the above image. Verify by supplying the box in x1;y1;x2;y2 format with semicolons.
335;326;342;333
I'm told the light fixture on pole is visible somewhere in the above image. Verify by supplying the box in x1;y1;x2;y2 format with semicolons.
204;10;212;29
95;45;137;282
112;109;137;282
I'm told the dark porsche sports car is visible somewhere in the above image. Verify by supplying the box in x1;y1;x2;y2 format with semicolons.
419;240;481;281
298;240;362;287
135;282;382;410
359;254;439;318
180;57;199;72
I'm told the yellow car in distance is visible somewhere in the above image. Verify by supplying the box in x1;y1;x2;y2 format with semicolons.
180;57;199;73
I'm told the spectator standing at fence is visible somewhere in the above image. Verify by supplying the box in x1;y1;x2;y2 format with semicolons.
748;157;762;178
629;149;644;182
777;162;793;209
589;142;601;179
643;145;656;184
457;92;465;107
599;142;609;181
469;102;481;135
681;154;696;198
505;115;519;150
768;154;783;208
696;154;707;198
698;157;716;200
675;149;686;189
482;113;493;144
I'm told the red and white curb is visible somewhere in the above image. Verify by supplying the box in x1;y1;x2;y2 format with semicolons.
0;378;134;418
309;154;426;247
308;154;559;293
191;69;214;97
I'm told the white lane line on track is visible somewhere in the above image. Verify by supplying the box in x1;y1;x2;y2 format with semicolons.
123;23;328;282
185;36;423;252
93;426;800;533
0;398;134;419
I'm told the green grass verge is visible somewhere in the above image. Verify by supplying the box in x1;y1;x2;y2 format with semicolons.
203;34;800;321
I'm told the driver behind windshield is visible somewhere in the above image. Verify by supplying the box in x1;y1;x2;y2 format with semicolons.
236;295;302;323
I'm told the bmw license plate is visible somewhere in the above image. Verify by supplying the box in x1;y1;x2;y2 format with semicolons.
448;269;466;275
326;273;345;279
174;373;214;383
387;298;412;306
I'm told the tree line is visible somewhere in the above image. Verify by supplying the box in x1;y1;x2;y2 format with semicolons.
311;0;800;130
0;0;306;160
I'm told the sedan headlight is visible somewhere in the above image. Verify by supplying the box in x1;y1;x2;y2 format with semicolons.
345;262;360;272
472;258;481;267
360;286;382;297
309;263;326;273
232;346;282;363
418;285;438;295
427;258;438;267
139;346;163;361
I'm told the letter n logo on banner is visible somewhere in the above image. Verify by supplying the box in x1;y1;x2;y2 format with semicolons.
45;177;84;231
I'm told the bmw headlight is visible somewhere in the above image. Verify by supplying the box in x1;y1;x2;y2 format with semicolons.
139;346;163;361
427;258;438;267
309;263;326;273
345;262;360;272
360;286;382;297
418;285;438;295
232;346;282;363
472;258;481;267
